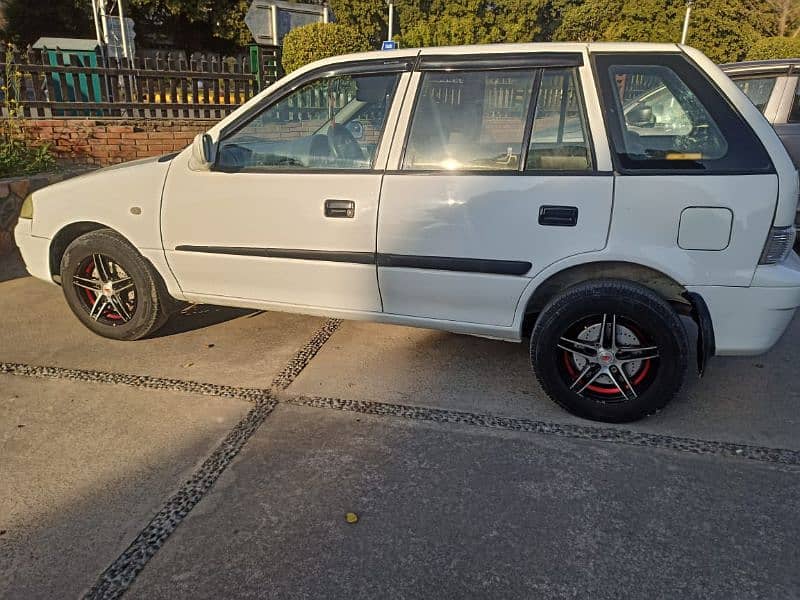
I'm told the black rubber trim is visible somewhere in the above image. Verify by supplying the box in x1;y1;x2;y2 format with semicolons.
418;52;583;71
175;246;375;265
684;291;716;376
174;246;532;275
158;152;179;163
377;253;532;275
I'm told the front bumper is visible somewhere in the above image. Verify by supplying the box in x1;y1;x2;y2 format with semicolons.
687;253;800;356
13;218;53;283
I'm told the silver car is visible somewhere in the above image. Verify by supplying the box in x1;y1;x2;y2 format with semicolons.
722;59;800;248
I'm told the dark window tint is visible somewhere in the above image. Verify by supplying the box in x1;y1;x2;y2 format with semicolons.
595;54;773;173
734;76;777;114
527;68;592;171
788;79;800;123
403;70;535;171
217;73;399;171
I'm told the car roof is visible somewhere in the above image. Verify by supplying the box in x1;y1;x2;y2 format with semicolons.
721;59;800;76
294;41;683;73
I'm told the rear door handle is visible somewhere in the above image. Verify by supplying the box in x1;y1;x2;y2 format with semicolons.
325;199;355;218
539;205;578;227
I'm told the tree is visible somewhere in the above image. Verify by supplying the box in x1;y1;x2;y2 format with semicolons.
328;0;387;47
396;0;553;47
281;22;371;72
746;35;800;58
554;0;772;63
0;0;93;45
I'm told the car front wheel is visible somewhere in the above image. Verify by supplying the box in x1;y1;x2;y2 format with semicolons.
531;279;688;423
60;229;170;340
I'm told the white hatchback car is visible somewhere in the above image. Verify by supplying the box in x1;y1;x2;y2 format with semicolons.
15;43;800;422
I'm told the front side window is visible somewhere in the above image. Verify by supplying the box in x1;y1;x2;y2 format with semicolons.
527;68;592;171
403;70;535;171
596;54;773;173
734;76;777;114
216;72;400;171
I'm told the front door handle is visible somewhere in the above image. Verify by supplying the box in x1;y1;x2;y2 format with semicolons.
539;205;578;227
325;199;355;218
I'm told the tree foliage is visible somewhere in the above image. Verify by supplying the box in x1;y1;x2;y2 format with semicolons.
0;0;93;45
746;35;800;59
281;22;371;73
555;0;772;63
329;0;387;46
395;0;553;47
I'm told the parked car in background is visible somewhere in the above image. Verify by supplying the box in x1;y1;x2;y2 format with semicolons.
15;43;800;423
722;59;800;248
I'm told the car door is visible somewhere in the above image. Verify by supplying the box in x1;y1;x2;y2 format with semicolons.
376;52;614;327
160;65;408;313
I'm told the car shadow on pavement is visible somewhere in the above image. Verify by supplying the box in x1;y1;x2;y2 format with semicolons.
154;304;263;338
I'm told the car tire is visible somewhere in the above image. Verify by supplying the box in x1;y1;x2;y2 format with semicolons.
530;279;688;423
60;228;171;341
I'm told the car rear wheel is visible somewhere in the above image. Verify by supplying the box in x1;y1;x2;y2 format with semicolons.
60;229;170;340
530;279;688;423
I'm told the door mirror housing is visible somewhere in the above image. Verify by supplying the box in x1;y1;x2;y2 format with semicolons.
189;132;217;170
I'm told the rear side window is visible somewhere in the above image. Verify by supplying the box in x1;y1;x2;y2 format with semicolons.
595;54;773;173
528;69;593;171
403;70;535;171
788;79;800;123
734;76;777;114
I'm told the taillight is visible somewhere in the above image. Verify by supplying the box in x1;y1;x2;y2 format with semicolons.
759;226;796;264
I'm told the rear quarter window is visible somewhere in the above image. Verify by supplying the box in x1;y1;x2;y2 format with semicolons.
594;54;774;174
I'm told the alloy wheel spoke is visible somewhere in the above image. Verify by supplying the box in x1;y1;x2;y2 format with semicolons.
615;365;638;399
606;368;630;401
575;366;604;394
110;294;132;321
610;314;619;352
72;275;102;292
599;313;608;348
93;254;110;282
89;294;108;321
558;336;598;360
617;345;659;363
568;364;593;390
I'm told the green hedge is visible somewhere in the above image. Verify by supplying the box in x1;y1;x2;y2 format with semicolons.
746;37;800;61
281;23;371;74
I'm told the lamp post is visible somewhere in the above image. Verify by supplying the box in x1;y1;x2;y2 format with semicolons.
680;0;693;45
387;1;394;41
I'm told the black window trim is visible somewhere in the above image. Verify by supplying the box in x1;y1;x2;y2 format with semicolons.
417;52;583;72
592;51;776;176
213;58;413;173
399;61;598;176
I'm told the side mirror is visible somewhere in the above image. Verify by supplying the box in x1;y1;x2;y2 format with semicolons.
189;132;217;171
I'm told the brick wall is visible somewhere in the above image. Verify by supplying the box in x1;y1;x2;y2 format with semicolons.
25;119;218;167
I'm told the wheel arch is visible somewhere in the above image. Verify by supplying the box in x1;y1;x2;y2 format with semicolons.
49;223;178;305
49;221;110;280
521;261;690;333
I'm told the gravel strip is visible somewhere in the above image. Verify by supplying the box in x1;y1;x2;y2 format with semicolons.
0;362;269;402
269;318;342;390
284;395;800;468
83;395;277;600
75;319;343;598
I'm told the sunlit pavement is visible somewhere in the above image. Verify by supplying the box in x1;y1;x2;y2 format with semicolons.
1;260;799;599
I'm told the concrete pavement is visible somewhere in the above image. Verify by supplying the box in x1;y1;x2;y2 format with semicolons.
1;259;798;599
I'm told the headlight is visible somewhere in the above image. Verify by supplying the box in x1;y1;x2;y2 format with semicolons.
19;194;33;220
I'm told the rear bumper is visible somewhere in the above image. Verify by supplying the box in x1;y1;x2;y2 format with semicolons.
13;219;53;283
687;253;800;355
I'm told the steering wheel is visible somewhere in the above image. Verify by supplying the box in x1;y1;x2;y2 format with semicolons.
327;123;366;163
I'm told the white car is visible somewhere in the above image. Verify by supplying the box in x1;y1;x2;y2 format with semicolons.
15;42;800;423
